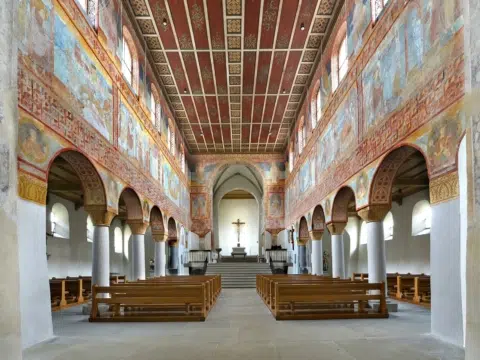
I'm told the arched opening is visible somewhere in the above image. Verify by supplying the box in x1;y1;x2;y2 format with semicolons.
298;217;309;273
212;163;264;258
368;145;430;275
311;205;326;275
50;203;70;239
329;186;357;278
167;217;179;274
218;190;260;256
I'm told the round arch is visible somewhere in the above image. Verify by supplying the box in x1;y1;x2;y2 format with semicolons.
331;186;357;225
149;205;165;234
312;204;326;231
369;145;430;207
118;187;143;221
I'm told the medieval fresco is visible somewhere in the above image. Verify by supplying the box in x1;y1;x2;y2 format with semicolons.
268;192;284;218
54;10;114;141
191;193;208;219
363;20;406;132
347;0;371;57
163;160;180;206
99;171;124;210
320;61;332;110
316;86;358;181
18;0;54;76
98;0;122;63
257;161;286;183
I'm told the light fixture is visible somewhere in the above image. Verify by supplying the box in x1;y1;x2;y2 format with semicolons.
163;18;168;27
282;88;286;94
183;88;187;94
300;23;305;31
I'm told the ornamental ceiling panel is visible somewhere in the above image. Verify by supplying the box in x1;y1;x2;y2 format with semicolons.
127;0;343;153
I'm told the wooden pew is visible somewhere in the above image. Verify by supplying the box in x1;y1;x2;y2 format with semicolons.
49;279;85;311
271;281;388;320
89;283;209;322
351;273;368;281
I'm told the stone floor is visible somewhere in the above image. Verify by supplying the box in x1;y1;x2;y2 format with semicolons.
24;289;464;360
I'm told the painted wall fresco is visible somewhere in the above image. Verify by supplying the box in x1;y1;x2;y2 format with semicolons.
118;100;160;181
347;0;371;57
54;10;114;142
268;192;284;218
286;0;465;224
98;0;122;63
191;193;208;219
17;0;190;226
362;20;406;132
18;0;54;77
163;160;181;207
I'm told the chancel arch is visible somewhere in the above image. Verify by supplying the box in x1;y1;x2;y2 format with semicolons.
212;163;264;257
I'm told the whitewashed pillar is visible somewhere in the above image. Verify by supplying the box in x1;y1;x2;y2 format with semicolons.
128;220;148;281
309;230;324;275
153;233;167;277
327;223;346;279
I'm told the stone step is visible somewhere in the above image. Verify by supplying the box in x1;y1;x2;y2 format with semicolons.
205;262;271;288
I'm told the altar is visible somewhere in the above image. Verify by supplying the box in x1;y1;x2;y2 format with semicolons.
231;246;247;259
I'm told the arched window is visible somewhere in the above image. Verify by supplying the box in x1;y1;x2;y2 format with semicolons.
412;200;432;236
316;88;322;123
151;85;160;126
168;119;176;155
124;225;131;260
50;203;70;239
383;211;394;241
122;38;133;86
372;0;391;21
121;27;138;93
298;117;305;154
114;227;123;254
86;215;94;243
338;36;348;84
311;81;320;129
180;145;185;173
289;143;294;172
332;24;348;92
360;221;368;245
76;0;96;26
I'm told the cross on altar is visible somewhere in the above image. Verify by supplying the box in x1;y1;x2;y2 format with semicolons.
232;218;245;247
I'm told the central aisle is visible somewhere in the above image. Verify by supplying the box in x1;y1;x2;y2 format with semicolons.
25;289;463;360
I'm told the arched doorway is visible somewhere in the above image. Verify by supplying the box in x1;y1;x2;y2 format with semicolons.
218;190;260;256
212;164;264;256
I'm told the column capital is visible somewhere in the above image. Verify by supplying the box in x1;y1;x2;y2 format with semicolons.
128;219;149;235
327;222;347;235
85;206;116;226
357;205;391;223
309;230;324;241
152;232;168;242
298;239;309;246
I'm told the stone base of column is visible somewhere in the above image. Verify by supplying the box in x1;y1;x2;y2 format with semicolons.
82;302;110;315
371;301;398;313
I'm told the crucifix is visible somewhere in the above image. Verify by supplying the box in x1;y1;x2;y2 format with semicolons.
232;218;245;247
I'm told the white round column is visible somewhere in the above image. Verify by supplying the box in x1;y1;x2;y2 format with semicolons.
132;234;146;280
331;234;345;279
92;225;110;287
309;230;324;275
154;239;166;277
366;221;387;285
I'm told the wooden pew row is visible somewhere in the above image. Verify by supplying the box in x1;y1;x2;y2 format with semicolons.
256;274;388;320
89;275;222;322
50;279;85;311
351;273;399;297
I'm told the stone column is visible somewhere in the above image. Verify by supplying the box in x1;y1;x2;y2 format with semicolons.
128;220;148;281
309;230;324;275
327;222;346;279
168;240;179;271
358;205;390;287
0;0;21;355
153;233;167;277
87;209;116;289
463;0;480;356
297;237;308;273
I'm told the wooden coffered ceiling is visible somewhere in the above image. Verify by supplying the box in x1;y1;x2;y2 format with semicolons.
126;0;343;154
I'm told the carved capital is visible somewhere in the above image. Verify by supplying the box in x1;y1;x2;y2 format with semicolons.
430;171;459;204
266;228;282;236
152;232;167;242
326;222;347;235
168;238;179;247
128;219;149;235
85;206;116;226
309;230;324;241
298;237;309;246
18;171;47;205
357;205;391;223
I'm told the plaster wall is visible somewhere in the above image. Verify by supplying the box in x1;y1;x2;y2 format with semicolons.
0;0;22;356
218;199;259;255
356;191;431;275
45;194;131;279
17;199;53;349
188;232;200;250
459;137;468;346
431;198;463;346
